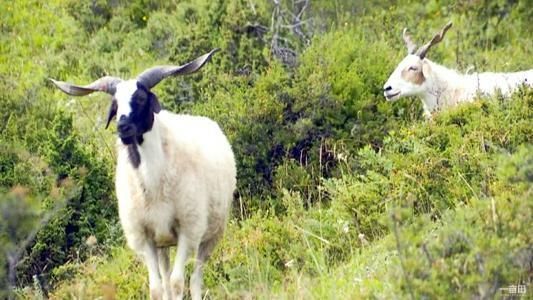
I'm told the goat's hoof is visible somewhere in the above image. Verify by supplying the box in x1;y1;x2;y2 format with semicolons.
170;278;184;300
191;292;203;300
150;287;164;300
190;284;203;300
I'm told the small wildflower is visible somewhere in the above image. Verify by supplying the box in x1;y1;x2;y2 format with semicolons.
358;233;368;246
142;15;148;21
342;221;349;234
337;152;347;163
285;259;295;268
86;235;97;247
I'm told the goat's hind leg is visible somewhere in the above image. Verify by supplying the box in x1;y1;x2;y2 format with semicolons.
190;237;219;300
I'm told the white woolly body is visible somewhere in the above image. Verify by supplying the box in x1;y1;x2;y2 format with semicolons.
420;60;532;114
384;54;533;117
115;110;236;251
50;50;228;299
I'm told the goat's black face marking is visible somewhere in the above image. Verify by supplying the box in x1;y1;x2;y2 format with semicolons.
129;82;157;135
113;80;162;168
116;81;161;145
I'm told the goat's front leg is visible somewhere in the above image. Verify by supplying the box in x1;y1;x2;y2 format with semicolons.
140;242;163;300
158;248;172;300
170;234;197;300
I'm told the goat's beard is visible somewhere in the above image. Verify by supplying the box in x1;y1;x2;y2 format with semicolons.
119;133;144;169
127;142;141;169
120;135;136;145
120;131;144;168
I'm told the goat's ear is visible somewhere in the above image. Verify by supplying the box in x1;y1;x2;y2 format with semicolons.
402;28;417;55
422;61;432;78
150;93;161;114
105;99;118;129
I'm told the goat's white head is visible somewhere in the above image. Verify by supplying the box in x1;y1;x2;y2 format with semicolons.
51;49;218;148
383;22;452;101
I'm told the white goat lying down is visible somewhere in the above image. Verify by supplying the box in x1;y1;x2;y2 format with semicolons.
383;22;532;118
51;49;236;300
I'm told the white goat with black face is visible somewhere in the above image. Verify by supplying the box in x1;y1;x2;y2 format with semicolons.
51;49;236;300
383;22;532;118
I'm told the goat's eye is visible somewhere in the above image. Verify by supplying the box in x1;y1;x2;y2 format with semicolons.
408;66;418;72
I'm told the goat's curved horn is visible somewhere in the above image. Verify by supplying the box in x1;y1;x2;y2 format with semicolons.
50;76;123;96
137;48;220;89
416;21;452;59
402;28;417;55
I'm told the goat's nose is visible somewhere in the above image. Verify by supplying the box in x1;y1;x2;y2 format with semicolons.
384;85;392;92
117;118;132;132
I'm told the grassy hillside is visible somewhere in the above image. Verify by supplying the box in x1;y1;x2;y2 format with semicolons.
35;90;533;299
1;0;531;299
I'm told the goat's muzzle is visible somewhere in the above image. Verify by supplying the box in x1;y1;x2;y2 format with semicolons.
117;118;137;144
383;85;400;101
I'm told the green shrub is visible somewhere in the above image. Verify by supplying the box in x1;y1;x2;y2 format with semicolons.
383;145;532;298
10;110;118;286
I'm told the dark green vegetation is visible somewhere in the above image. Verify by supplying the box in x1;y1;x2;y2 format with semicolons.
1;0;531;298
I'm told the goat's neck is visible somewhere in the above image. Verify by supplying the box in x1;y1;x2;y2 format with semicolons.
129;115;165;193
421;59;469;115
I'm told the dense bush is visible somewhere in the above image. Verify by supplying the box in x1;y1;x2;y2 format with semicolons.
392;144;532;298
204;90;532;299
330;89;532;239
